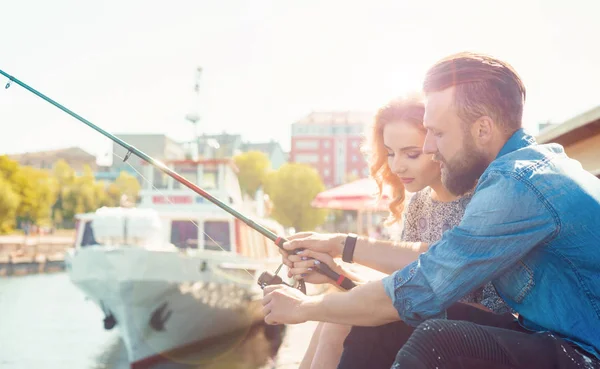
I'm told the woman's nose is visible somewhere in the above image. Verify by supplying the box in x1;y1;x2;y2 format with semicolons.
391;157;407;174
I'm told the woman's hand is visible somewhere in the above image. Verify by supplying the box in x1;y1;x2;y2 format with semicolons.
287;249;344;285
288;249;369;287
283;232;347;258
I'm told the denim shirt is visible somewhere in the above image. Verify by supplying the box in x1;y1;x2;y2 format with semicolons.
382;128;600;359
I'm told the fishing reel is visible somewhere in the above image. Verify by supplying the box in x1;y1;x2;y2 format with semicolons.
258;270;306;294
258;238;356;294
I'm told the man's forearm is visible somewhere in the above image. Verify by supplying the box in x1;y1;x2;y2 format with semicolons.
302;280;401;326
349;236;427;274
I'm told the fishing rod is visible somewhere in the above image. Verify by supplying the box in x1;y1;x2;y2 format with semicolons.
0;69;356;292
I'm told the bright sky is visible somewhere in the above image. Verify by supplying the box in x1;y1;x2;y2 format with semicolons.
1;0;599;164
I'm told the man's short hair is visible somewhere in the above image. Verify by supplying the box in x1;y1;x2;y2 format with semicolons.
423;52;526;133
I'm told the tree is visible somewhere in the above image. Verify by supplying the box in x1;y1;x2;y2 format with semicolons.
233;151;272;197
52;160;77;226
264;163;328;232
115;171;141;202
0;155;58;228
17;166;58;226
102;171;141;207
52;159;76;188
0;176;20;234
0;156;25;231
61;165;103;220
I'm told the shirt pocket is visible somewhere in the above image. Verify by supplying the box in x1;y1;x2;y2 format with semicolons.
493;260;535;303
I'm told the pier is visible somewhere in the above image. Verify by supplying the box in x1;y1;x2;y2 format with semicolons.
0;235;72;276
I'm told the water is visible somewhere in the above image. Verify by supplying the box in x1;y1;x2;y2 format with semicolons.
0;273;283;369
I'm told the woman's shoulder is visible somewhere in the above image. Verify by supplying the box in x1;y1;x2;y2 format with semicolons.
404;187;431;213
455;189;475;210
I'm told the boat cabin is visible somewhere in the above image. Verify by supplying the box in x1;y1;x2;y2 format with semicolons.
73;159;283;260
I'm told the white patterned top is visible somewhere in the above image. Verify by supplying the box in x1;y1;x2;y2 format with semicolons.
401;187;509;314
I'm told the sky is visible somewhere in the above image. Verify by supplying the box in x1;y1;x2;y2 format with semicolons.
1;0;599;165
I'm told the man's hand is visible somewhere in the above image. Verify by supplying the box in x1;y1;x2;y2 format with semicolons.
283;232;346;258
262;284;316;325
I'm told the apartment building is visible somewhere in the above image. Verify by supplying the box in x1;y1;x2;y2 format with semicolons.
290;111;373;187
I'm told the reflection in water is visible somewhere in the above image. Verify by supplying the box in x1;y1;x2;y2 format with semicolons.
0;273;285;369
178;281;252;310
94;323;286;369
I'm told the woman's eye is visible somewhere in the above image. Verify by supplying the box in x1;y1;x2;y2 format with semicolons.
387;152;394;157
406;152;421;159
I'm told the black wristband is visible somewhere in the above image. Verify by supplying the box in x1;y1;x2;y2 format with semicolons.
342;233;358;263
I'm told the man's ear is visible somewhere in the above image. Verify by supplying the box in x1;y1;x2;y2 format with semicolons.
472;116;494;146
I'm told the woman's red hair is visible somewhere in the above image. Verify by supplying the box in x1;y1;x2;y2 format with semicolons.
363;95;426;225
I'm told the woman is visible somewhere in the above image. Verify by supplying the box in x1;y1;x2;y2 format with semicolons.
286;96;508;369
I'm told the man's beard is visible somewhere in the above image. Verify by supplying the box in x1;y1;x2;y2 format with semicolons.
435;140;489;196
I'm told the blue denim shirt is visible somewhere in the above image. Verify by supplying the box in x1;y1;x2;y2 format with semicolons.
382;128;600;359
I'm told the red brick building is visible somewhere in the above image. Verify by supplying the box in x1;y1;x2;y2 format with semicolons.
290;111;373;187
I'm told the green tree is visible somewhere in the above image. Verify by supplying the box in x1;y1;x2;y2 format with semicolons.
100;171;141;207
0;176;20;234
17;166;59;226
52;159;76;188
103;182;123;207
0;156;25;231
62;165;101;219
0;155;58;228
51;160;77;226
233;151;272;197
0;155;20;179
264;163;328;231
112;171;141;203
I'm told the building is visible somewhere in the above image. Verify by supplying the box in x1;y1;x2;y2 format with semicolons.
536;105;600;178
240;140;287;169
192;133;244;159
8;146;98;172
111;134;187;180
290;111;373;187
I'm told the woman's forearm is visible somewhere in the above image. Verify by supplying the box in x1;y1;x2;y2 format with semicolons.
350;236;427;274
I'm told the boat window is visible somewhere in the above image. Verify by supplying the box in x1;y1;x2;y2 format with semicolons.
153;167;169;189
81;221;100;247
201;169;218;190
173;164;198;190
203;221;230;251
170;221;199;249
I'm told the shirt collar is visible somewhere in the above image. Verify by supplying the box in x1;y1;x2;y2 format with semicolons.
496;128;537;159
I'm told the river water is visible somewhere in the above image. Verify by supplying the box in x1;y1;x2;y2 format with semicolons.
0;272;283;369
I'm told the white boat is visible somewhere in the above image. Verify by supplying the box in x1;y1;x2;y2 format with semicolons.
65;159;291;368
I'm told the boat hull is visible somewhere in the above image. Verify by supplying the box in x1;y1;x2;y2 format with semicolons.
65;247;280;367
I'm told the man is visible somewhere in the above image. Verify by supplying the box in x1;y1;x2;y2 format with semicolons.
262;52;600;368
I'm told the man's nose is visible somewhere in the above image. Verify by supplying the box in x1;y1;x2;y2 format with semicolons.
423;131;437;155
